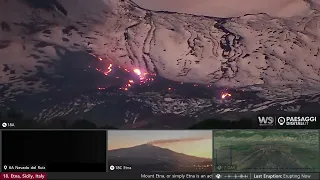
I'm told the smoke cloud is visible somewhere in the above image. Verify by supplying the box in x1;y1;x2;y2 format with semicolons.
148;136;211;145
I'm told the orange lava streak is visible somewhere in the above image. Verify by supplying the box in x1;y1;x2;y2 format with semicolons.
132;68;155;85
119;87;129;91
104;64;113;75
221;92;232;99
133;68;141;75
91;53;157;91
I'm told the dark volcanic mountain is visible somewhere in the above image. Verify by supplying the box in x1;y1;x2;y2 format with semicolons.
1;0;320;129
108;143;212;172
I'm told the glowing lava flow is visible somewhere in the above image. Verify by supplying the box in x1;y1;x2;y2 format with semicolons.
132;68;156;85
104;64;112;75
91;55;155;91
91;55;229;94
221;92;232;99
133;68;154;84
133;69;141;75
119;68;155;90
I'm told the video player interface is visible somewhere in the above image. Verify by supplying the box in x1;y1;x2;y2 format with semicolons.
0;127;319;180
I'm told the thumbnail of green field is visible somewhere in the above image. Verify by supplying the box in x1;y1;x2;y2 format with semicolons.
213;130;319;172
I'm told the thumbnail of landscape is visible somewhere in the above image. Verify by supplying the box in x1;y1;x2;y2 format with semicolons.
108;130;213;172
214;130;320;172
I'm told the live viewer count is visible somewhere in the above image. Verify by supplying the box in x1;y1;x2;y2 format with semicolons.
258;116;317;126
1;122;15;128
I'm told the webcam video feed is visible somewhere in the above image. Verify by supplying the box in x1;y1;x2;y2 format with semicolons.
213;130;320;172
107;130;213;172
1;130;107;172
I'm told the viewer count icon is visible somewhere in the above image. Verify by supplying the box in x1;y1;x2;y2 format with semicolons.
2;122;7;128
109;165;115;171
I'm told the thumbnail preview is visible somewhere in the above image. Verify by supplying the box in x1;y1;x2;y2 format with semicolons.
107;130;213;172
1;130;106;172
213;130;319;172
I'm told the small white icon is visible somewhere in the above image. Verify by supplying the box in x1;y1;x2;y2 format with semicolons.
216;165;222;170
215;174;221;179
109;165;115;171
277;117;286;125
2;123;7;128
3;165;7;170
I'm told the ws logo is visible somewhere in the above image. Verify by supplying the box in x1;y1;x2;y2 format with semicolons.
258;116;275;126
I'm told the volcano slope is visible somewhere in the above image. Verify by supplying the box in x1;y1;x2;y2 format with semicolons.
213;130;320;172
1;0;320;128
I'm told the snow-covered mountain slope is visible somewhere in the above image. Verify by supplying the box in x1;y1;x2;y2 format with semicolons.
1;0;320;128
1;0;320;97
132;0;311;18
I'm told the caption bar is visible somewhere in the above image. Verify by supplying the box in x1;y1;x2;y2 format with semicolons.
140;173;212;179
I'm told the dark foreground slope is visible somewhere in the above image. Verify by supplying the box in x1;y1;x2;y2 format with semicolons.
1;109;318;129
